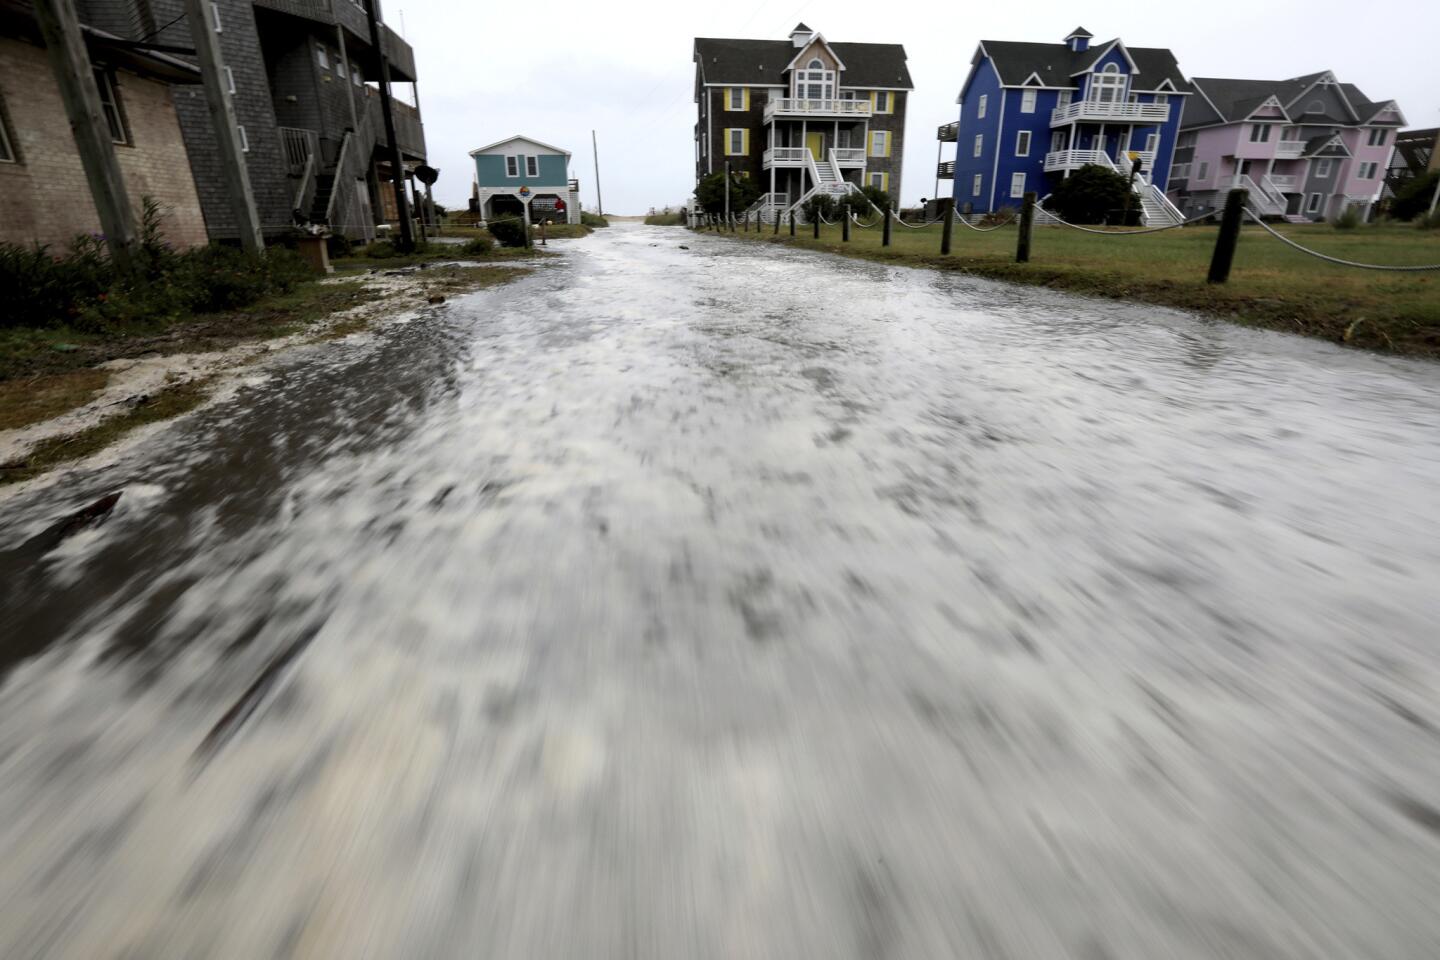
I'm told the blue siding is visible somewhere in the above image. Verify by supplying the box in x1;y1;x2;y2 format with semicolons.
1076;45;1133;101
990;86;1066;209
950;58;1003;211
474;152;569;188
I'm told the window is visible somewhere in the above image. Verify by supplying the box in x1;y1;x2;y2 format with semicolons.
972;173;982;197
505;155;518;177
0;89;15;162
1015;130;1031;156
211;2;221;31
225;65;235;94
237;124;249;152
977;94;987;119
336;59;347;80
1171;163;1189;180
795;66;833;101
1089;63;1124;103
1196;161;1209;180
1154;93;1169;106
868;171;888;191
351;62;362;86
727;87;746;110
837;128;851;149
1020;89;1036;113
316;45;329;69
1010;171;1025;198
1178;132;1196;149
726;128;746;155
1306;192;1322;213
873;91;892;113
869;130;889;157
973;133;982;158
1315;159;1332;178
1305;99;1324;114
1051;131;1065;152
1358;161;1377;179
1057;90;1072;108
1367;128;1387;146
808;59;823;69
93;68;128;144
1145;132;1160;154
526;155;538;177
1249;123;1272;143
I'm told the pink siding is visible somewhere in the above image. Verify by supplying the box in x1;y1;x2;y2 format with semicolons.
1186;124;1243;189
1335;128;1394;199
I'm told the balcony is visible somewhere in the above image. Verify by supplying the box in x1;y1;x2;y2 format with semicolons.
763;146;810;169
832;148;866;167
1275;140;1305;158
936;160;954;178
1044;149;1115;172
763;98;872;122
937;122;958;142
1051;100;1171;127
1268;174;1298;191
367;92;426;160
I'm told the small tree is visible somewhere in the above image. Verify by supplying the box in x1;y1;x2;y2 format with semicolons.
1391;172;1439;222
856;184;892;214
801;193;837;222
1044;164;1132;224
694;171;760;216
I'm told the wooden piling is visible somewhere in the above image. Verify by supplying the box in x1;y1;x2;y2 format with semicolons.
1016;191;1036;263
1208;189;1247;284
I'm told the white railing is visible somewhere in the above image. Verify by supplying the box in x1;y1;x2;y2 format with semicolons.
763;146;809;167
1222;175;1284;214
1044;149;1116;172
278;126;316;171
832;148;866;166
764;98;873;121
1050;100;1171;126
1275;141;1305;158
936;160;955;178
1267;174;1298;191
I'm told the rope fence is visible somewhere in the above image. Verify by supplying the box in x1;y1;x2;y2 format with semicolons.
1244;211;1440;272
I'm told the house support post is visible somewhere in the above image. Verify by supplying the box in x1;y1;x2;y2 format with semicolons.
883;206;892;247
365;0;414;252
842;209;850;242
1208;188;1247;284
32;0;141;270
1016;191;1036;263
789;211;795;236
774;209;781;235
940;197;954;255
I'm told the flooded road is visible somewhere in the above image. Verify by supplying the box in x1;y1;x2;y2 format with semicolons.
2;223;1439;959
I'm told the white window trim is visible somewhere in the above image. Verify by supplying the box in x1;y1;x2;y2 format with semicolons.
225;65;235;94
1315;159;1332;178
1306;192;1322;213
351;62;362;86
336;59;347;80
1015;130;1030;156
525;155;538;177
1010;171;1025;198
211;2;222;31
0;95;14;163
869;130;888;156
505;155;519;177
972;173;982;197
1196;161;1209;181
237;124;249;152
93;68;128;145
1020;89;1037;114
977;94;987;119
316;44;329;69
728;87;745;110
1145;132;1160;153
973;133;983;158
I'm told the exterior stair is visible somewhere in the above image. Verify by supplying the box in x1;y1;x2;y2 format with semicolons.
309;173;336;225
1283;214;1310;224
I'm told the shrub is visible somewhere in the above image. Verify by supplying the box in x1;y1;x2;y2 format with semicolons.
1044;164;1132;224
487;217;529;248
1332;207;1363;230
1416;211;1440;231
693;171;760;215
327;234;354;258
580;211;609;228
1392;172;1439;221
981;206;1018;227
365;240;396;258
801;193;837;223
856;184;892;214
460;236;493;255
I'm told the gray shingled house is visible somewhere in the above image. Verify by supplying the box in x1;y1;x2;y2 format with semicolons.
693;23;912;222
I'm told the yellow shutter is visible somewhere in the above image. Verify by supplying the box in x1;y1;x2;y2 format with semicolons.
869;91;877;112
741;128;750;154
742;87;750;111
882;172;889;192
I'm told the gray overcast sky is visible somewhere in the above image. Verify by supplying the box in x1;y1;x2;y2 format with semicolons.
399;0;1440;214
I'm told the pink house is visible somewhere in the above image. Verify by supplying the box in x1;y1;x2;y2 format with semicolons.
1168;71;1404;222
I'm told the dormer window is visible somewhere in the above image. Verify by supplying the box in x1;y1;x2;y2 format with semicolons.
1305;100;1324;113
808;59;823;69
795;63;834;101
1088;63;1125;104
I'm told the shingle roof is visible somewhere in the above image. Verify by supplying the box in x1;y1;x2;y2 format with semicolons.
976;38;1188;91
1186;73;1389;128
1303;134;1351;157
1065;26;1093;38
694;37;913;88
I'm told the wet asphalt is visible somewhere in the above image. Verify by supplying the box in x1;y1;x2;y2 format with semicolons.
1;223;1439;959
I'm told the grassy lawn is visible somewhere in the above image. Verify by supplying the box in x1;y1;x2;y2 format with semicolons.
708;220;1440;356
644;212;687;226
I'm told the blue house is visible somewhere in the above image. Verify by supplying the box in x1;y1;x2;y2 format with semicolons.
943;28;1191;224
469;135;581;225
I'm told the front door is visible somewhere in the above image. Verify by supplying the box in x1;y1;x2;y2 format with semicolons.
807;132;824;161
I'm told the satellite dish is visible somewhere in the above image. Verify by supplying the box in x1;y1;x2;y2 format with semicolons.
414;165;439;185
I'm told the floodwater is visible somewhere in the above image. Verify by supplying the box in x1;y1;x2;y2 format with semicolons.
2;224;1438;959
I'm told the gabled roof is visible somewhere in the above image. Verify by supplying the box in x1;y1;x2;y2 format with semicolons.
1071;38;1137;75
1065;26;1093;39
1304;133;1351;158
792;22;811;33
469;135;571;157
969;38;1188;91
1183;73;1395;129
786;33;846;72
693;37;913;88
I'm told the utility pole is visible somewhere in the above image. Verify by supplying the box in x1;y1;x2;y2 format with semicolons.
32;0;140;271
181;0;263;252
724;160;730;222
592;129;604;216
366;0;414;252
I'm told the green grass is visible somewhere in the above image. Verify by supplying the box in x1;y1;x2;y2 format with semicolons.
644;212;687;226
1;378;212;485
704;220;1440;356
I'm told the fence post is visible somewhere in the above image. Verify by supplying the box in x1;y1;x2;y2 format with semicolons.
940;198;954;256
842;210;851;243
1016;191;1036;263
743;212;749;233
774;209;781;235
1208;189;1247;284
882;207;892;246
789;211;796;236
813;214;820;239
